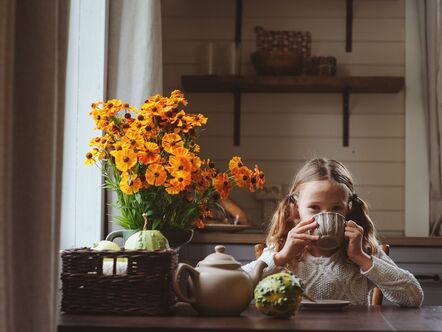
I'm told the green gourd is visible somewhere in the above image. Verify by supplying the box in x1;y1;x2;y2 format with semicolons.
124;214;170;251
254;271;304;318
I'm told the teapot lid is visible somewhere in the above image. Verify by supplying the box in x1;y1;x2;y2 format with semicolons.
197;245;241;269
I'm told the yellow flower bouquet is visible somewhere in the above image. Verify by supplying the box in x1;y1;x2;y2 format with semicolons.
85;90;265;232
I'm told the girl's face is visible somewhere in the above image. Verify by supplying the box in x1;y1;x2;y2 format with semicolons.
293;180;349;222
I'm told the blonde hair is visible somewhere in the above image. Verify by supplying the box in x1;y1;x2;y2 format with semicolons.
266;158;379;256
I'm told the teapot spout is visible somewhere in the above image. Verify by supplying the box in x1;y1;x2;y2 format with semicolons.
250;260;267;288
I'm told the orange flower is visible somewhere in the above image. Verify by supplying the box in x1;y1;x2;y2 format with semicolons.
105;99;125;116
171;146;190;157
109;141;124;155
190;155;202;172
168;155;192;173
84;149;97;166
89;136;103;147
145;163;167;186
162;133;183;153
137;142;161;164
214;173;232;199
122;129;144;151
114;148;137;172
167;170;191;194
171;110;187;127
194;169;214;192
170;89;188;106
119;173;142;195
253;164;266;189
229;156;244;172
193;218;205;229
232;166;252;188
132;111;157;135
185;113;207;127
165;184;180;195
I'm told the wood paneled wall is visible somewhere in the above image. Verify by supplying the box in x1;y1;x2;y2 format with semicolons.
162;0;405;235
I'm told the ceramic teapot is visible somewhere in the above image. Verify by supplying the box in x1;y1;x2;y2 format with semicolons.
173;245;267;316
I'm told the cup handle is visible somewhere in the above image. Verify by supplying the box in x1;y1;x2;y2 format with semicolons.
105;230;125;242
173;263;198;304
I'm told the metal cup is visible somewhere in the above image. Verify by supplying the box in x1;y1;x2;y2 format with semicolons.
312;212;346;250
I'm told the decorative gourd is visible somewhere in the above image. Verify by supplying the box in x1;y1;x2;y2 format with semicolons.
254;271;304;317
91;240;121;251
124;213;170;251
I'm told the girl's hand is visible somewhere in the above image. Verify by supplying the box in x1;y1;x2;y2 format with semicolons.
274;217;320;266
344;220;372;271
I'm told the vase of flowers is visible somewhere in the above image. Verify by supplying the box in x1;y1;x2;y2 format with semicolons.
85;90;265;248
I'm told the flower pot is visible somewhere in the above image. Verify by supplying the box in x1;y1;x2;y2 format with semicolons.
161;229;194;250
105;229;137;243
105;229;193;250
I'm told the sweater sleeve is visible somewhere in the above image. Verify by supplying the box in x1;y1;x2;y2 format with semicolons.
361;249;424;307
241;247;283;277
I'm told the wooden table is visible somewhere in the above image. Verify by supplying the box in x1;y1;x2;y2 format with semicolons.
58;304;442;332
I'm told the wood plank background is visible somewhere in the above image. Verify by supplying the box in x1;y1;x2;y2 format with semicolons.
162;0;406;235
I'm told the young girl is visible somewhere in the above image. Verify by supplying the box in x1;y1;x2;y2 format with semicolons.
242;158;423;307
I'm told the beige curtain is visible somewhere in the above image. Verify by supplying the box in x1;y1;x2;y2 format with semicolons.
106;0;163;232
0;0;67;331
418;1;442;236
107;0;163;105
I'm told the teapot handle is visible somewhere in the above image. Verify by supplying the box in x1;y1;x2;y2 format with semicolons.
173;263;198;304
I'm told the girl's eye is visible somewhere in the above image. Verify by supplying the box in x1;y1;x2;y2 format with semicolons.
309;205;320;210
332;206;343;212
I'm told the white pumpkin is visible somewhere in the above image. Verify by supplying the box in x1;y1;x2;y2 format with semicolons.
91;240;121;251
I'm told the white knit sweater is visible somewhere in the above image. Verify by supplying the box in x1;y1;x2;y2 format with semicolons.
242;247;424;307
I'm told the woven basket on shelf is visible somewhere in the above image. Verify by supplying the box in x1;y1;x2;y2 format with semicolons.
303;56;337;76
252;26;311;76
60;248;178;315
250;50;302;75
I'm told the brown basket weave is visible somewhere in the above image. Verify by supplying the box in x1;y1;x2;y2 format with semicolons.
250;50;302;75
254;26;311;58
60;248;178;315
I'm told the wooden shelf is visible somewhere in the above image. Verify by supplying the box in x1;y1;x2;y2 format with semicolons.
182;75;404;146
182;75;404;94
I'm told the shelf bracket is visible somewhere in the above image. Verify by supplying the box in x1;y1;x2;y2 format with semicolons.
346;0;353;52
343;88;350;146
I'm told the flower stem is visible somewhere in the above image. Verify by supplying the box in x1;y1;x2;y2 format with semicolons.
142;213;148;230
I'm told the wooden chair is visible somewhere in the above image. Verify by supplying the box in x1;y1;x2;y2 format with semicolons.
371;244;390;305
253;243;390;306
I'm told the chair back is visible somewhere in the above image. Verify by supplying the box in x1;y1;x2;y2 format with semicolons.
371;244;390;306
253;242;390;306
254;243;266;259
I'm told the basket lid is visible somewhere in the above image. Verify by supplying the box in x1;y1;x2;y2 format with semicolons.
197;245;241;269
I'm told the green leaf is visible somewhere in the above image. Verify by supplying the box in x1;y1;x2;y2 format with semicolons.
151;219;161;230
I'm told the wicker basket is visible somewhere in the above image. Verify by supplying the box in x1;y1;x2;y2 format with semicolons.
60;248;178;315
250;50;302;75
254;26;311;58
303;56;337;76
